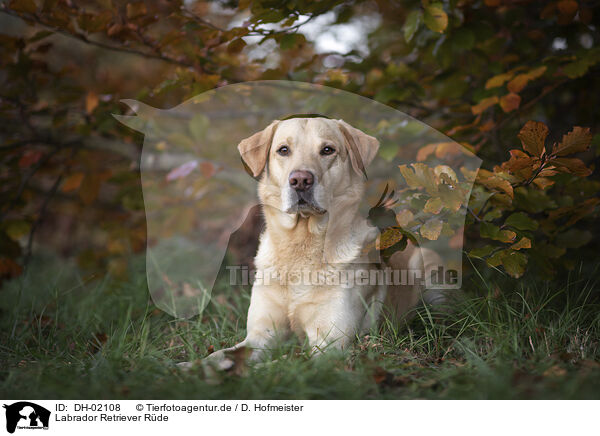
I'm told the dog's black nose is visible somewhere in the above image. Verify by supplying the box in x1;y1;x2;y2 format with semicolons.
289;170;314;191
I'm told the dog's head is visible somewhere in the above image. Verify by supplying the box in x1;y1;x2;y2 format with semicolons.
238;117;379;217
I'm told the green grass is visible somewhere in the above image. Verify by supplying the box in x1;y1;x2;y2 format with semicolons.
1;255;599;399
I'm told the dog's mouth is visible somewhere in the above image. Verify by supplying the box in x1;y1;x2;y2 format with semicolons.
286;192;326;215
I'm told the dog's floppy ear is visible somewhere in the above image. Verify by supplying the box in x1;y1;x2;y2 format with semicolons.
336;119;379;178
238;120;280;178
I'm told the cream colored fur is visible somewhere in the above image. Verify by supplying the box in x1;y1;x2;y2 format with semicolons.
207;118;442;363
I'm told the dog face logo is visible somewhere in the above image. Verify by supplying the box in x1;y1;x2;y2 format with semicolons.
115;80;481;318
3;402;50;433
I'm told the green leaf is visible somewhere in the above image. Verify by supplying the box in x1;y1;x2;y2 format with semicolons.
404;10;422;42
555;229;592;248
189;114;209;144
469;245;496;258
480;221;500;239
423;3;448;33
504;212;539;231
452;28;475;51
5;220;31;240
501;250;528;278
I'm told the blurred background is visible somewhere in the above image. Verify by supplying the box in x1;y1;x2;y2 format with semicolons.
1;0;599;289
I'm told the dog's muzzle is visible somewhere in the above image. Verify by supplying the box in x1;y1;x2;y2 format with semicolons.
285;170;326;215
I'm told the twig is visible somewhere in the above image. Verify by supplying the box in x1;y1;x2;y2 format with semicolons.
23;169;64;264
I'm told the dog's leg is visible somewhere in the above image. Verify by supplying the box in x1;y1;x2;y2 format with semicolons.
205;285;289;364
300;293;362;355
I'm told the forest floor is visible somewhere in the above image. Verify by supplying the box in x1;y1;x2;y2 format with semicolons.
1;255;599;400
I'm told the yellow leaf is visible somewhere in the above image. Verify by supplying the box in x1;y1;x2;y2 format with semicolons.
434;165;457;182
420;219;443;241
507;66;546;93
423;4;448;33
471;96;499;115
86;91;99;114
416;143;437;162
424;197;443;214
377;228;404;250
485;72;514;89
396;210;414;228
511;237;532;250
497;230;517;243
435;142;464;158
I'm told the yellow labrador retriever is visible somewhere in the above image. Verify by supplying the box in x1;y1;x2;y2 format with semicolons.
208;117;441;363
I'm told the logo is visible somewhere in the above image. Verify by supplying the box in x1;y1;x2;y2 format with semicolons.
3;402;50;434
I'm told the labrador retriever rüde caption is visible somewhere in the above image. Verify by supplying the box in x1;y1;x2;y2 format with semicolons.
205;117;444;363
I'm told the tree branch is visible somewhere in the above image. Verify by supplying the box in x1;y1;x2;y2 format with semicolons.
0;7;214;71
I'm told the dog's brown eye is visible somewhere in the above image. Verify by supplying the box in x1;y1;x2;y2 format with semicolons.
277;145;290;156
320;145;335;156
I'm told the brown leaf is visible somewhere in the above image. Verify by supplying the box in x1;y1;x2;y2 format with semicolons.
476;171;514;198
85;91;99;114
543;365;567;377
62;172;84;192
88;332;108;353
518;121;548;157
552;126;592;156
199;161;216;178
126;2;147;20
532;177;554;190
227;38;247;54
557;0;578;14
79;173;101;204
18;150;43;168
9;0;37;14
416;143;437;162
0;257;23;282
550;157;592;176
500;93;521;113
